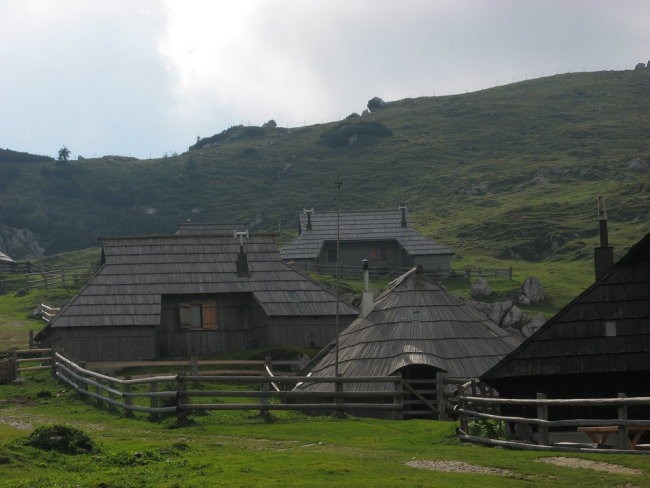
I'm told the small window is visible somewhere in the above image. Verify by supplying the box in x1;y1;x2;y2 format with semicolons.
605;320;617;337
179;301;218;330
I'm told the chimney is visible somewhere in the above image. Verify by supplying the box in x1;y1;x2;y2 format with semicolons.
304;208;314;231
234;230;250;277
594;196;614;280
399;205;407;228
360;259;374;318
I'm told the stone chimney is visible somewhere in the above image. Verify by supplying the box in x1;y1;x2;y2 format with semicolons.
399;205;407;228
360;259;374;318
234;230;250;277
304;208;314;231
594;196;614;281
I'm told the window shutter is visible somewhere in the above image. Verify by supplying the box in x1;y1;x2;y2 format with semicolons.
179;303;191;328
202;302;218;329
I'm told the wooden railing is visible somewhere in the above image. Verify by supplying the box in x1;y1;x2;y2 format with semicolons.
45;352;475;422
53;352;405;422
0;265;97;293
292;263;513;281
0;348;53;383
455;387;650;452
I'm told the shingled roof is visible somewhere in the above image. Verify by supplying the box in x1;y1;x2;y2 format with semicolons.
45;233;358;331
280;208;452;260
482;232;650;385
0;250;13;263
297;267;520;390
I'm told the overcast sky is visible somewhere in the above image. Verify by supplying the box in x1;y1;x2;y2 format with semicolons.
1;0;649;159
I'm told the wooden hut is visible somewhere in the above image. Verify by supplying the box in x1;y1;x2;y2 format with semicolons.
481;232;650;403
280;207;453;275
36;228;358;361
296;266;520;418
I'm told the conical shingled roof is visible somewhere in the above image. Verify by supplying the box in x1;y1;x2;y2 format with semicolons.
299;267;520;389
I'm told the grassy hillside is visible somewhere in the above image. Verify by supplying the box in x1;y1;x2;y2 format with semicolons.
0;70;648;303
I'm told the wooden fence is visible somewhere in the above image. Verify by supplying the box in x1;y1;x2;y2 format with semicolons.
0;265;97;293
455;387;650;453
46;352;472;422
0;348;52;383
293;263;513;281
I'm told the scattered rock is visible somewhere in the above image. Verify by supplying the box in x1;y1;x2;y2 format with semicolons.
501;305;524;328
470;277;492;298
634;62;646;70
367;96;386;112
0;225;45;260
522;315;546;336
361;109;370;116
348;134;358;146
262;119;277;128
520;276;545;304
628;157;648;172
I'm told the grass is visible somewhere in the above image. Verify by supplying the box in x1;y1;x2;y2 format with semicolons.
1;372;649;487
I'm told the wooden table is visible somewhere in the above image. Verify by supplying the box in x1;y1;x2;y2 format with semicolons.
578;426;650;449
577;426;618;447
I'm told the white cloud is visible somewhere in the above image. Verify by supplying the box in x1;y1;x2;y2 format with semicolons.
1;0;649;156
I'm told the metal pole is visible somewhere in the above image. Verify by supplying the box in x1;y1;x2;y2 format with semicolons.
335;176;342;379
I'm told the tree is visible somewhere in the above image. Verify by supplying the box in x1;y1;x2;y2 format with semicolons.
57;146;70;164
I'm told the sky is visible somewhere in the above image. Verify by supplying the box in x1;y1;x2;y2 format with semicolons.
1;0;649;160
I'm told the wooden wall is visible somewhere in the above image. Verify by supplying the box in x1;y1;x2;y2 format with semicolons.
318;240;407;269
42;326;156;362
158;293;347;357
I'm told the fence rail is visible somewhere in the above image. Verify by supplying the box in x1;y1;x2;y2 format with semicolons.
0;348;53;383
0;265;97;294
293;263;513;281
53;352;408;422
455;387;650;452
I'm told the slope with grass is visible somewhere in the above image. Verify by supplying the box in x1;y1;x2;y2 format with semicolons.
0;69;648;305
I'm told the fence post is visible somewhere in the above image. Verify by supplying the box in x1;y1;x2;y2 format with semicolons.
96;378;104;408
149;381;159;421
108;381;118;412
50;348;57;377
334;376;344;418
190;356;198;376
508;267;513;280
61;269;65;287
457;384;468;434
124;376;134;418
176;375;188;425
11;348;20;380
617;393;629;450
436;371;448;420
536;393;549;445
29;330;34;349
393;374;403;420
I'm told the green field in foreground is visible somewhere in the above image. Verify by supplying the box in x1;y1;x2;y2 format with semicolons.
0;372;649;487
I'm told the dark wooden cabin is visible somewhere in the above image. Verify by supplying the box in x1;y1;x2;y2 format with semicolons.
36;228;358;362
280;207;453;275
482;232;650;406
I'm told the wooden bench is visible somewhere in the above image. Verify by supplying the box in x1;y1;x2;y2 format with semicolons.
578;426;650;450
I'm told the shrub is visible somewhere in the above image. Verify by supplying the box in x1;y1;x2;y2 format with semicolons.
26;425;99;454
320;121;392;147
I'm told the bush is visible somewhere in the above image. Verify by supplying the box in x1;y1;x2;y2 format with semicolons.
320;121;392;147
26;425;99;454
